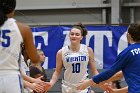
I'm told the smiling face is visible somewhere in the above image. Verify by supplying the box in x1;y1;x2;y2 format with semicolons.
69;28;83;45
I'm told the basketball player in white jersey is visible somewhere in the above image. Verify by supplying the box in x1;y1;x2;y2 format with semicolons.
46;23;98;93
0;0;46;93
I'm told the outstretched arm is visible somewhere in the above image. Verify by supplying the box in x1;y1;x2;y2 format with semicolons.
88;47;99;75
77;50;131;90
106;86;128;93
99;71;123;85
21;71;43;83
106;71;123;83
23;80;45;93
46;49;63;91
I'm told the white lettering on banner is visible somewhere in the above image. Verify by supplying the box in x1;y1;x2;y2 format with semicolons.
86;31;113;69
117;32;128;54
63;31;70;46
33;32;48;49
32;32;49;69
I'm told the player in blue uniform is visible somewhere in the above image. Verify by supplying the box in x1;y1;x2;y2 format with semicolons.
77;23;140;93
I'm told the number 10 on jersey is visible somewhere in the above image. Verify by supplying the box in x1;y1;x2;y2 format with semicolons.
72;63;81;73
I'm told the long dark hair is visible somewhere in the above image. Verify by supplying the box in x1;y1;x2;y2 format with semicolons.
72;22;88;37
0;0;16;26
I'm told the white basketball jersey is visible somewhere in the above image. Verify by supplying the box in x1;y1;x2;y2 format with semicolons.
0;18;23;70
62;44;89;84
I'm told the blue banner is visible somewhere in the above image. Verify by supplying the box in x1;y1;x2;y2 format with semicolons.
31;25;128;69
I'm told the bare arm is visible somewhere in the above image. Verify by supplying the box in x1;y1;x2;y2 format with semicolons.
77;71;124;90
115;86;128;93
17;21;39;64
50;49;63;87
21;71;43;83
23;80;45;92
106;71;123;83
106;86;128;93
100;71;123;85
88;47;99;75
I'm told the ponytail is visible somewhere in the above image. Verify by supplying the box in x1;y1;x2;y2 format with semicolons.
0;0;16;26
72;22;88;37
0;9;7;26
